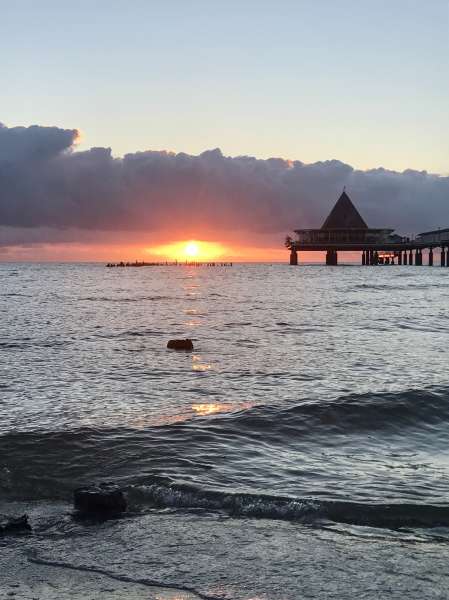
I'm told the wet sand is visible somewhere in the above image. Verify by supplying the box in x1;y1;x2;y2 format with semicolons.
1;545;200;600
1;503;449;600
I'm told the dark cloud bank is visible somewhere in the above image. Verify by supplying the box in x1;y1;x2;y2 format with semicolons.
1;122;448;247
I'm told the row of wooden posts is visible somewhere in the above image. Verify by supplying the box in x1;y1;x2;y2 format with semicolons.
362;248;449;266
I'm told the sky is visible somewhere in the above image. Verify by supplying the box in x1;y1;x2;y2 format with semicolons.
1;0;448;261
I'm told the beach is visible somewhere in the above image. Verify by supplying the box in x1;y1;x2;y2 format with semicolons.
2;502;449;599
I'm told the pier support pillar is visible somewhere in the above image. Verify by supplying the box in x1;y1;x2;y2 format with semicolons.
409;250;413;265
403;251;408;266
289;249;298;265
326;250;338;265
428;248;433;266
362;251;366;265
397;252;402;265
374;251;379;265
446;248;449;267
441;248;446;267
416;249;422;266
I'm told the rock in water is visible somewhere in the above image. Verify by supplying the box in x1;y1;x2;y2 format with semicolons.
167;339;194;350
73;483;127;517
0;514;31;535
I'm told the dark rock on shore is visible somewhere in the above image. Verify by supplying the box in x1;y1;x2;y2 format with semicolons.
0;514;31;535
74;483;127;518
167;338;194;350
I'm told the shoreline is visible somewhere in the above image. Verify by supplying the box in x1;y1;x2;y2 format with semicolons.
2;502;449;600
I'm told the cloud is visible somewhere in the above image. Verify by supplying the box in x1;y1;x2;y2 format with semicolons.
0;122;448;249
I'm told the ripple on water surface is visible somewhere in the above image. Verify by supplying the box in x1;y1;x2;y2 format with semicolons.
1;263;449;534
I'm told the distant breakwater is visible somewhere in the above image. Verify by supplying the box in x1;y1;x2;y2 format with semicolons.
106;261;233;268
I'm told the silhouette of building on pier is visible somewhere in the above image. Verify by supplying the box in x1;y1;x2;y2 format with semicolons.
287;190;449;266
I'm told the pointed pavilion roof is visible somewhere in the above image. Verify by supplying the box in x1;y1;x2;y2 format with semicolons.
321;190;368;229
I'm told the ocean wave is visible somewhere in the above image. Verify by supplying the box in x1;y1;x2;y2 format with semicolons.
1;388;449;506
201;387;449;438
81;295;172;302
352;282;449;291
131;478;449;529
0;339;70;350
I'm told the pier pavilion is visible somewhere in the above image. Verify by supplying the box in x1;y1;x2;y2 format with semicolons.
287;190;449;266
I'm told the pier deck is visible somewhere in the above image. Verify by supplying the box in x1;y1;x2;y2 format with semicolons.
292;242;445;252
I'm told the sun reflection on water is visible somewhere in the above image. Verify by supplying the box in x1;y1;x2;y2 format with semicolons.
191;354;212;372
192;363;211;371
155;591;201;600
192;402;254;416
185;320;202;327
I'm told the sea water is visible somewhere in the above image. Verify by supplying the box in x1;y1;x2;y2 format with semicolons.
1;263;449;599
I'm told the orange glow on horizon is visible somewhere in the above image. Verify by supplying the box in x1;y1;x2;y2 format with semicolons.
147;240;228;261
0;241;332;263
2;238;361;263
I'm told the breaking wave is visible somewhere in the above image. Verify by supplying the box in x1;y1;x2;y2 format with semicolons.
1;386;449;526
131;478;449;529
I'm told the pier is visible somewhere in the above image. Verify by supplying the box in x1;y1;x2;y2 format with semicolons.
287;191;449;266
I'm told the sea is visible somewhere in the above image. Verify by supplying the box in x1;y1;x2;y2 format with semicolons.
1;262;449;599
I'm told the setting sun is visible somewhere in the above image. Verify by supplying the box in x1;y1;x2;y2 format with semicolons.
184;242;200;257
